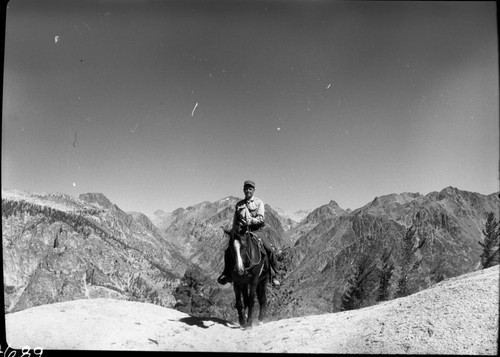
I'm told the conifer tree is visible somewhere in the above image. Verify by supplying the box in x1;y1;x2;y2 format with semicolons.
396;225;426;298
377;248;394;302
479;212;499;269
341;252;376;311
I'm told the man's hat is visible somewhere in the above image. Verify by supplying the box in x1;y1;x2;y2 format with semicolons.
243;180;255;188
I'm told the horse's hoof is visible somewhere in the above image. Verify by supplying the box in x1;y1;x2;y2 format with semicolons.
243;324;253;330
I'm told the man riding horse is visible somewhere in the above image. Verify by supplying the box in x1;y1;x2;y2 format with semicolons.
218;180;281;287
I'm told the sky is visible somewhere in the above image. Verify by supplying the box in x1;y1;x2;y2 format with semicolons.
2;0;499;215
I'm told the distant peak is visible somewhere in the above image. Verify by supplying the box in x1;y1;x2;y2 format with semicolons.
218;196;238;202
153;209;166;216
78;192;113;209
172;207;185;215
127;211;144;218
436;186;463;200
328;200;340;207
369;191;424;205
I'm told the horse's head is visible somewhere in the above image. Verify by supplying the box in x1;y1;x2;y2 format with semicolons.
239;232;261;268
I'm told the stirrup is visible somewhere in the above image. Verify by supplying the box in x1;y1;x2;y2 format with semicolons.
218;274;230;285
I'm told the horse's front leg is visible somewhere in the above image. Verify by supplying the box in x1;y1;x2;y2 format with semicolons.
233;239;244;275
233;284;246;327
244;276;259;329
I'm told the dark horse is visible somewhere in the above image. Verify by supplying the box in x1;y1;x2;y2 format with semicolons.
223;228;269;329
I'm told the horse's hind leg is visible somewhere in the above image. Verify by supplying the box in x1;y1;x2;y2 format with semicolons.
257;277;268;323
233;284;246;327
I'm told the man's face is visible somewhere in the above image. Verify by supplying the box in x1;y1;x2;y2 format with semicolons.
243;185;255;199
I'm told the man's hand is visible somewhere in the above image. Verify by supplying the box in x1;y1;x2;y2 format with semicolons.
241;217;254;226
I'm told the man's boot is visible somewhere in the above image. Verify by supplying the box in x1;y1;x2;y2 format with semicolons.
217;274;232;285
217;266;233;285
269;266;280;286
266;246;280;286
217;248;233;285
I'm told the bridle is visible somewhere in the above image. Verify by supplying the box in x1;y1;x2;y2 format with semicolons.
241;231;262;269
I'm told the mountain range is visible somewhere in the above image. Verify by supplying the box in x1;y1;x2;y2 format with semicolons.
2;186;498;321
277;187;499;316
2;189;193;313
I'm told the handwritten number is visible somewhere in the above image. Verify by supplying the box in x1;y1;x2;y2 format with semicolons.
6;346;16;357
0;345;42;357
0;345;16;357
